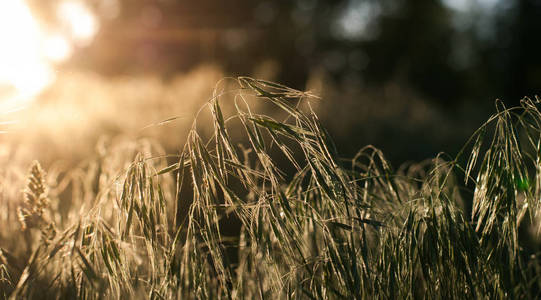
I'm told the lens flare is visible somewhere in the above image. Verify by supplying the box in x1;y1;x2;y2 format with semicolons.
0;0;99;106
44;35;73;62
0;0;53;105
58;1;99;45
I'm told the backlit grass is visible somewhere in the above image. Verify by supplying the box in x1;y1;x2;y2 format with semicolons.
1;77;541;299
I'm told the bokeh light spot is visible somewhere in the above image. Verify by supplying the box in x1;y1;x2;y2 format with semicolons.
58;1;99;45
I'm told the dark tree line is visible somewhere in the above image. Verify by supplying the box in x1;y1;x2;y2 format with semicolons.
29;0;541;106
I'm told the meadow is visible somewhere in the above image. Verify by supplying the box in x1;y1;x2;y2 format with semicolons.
1;74;541;299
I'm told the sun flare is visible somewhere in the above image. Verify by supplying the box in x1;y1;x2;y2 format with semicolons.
58;1;99;45
0;0;52;106
0;0;98;107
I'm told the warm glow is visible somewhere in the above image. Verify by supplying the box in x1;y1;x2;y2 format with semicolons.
58;1;98;45
44;35;73;62
0;0;98;106
0;0;53;105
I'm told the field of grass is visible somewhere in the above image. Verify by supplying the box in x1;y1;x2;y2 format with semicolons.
1;76;541;299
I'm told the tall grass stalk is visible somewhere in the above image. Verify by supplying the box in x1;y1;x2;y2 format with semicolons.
2;79;541;299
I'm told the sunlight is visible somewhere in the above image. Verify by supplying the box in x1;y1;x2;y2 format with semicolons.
58;1;98;45
0;0;53;105
43;35;73;62
0;0;99;106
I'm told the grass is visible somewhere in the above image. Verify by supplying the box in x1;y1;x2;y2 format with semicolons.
1;77;541;299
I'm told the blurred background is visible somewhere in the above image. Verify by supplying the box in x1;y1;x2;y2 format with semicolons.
1;0;541;168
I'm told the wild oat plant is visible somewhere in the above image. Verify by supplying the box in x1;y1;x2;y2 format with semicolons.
2;77;541;299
